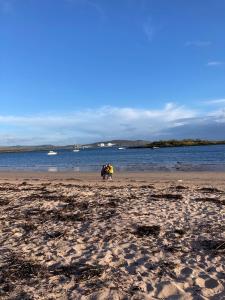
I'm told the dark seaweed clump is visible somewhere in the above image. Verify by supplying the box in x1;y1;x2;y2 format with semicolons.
49;263;104;281
150;194;183;200
135;225;160;237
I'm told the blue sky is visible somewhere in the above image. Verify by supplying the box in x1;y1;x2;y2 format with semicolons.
0;0;225;145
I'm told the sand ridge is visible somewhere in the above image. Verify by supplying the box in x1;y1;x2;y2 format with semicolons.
0;177;224;299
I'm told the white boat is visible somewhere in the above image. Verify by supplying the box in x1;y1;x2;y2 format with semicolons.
47;150;57;156
152;146;159;149
73;149;80;152
118;147;125;150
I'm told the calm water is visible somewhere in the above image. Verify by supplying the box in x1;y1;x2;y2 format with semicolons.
0;145;225;172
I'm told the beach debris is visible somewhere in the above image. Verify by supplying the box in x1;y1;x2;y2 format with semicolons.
11;291;32;300
193;197;224;205
64;199;89;210
150;193;183;200
106;200;118;208
0;185;20;192
140;184;155;189
0;198;9;205
175;185;187;190
44;230;64;240
193;239;225;253
19;222;37;234
23;208;43;219
98;209;117;220
174;228;186;236
51;212;85;222
198;187;222;193
48;263;104;281
163;244;183;253
0;251;44;281
20;181;27;186
135;225;160;237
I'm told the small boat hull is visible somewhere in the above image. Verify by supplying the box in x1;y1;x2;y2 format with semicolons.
47;151;57;155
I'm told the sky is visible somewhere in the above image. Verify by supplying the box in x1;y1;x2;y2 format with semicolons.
0;0;225;145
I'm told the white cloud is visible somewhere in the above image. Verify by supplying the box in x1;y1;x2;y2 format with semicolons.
0;104;196;145
207;61;224;67
204;98;225;105
1;104;225;145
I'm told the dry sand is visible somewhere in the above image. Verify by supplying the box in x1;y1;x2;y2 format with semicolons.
0;171;224;299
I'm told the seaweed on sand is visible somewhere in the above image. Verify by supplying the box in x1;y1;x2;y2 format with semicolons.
11;291;33;300
199;240;225;251
0;198;10;205
193;197;224;205
0;251;44;281
176;185;187;190
48;263;104;281
51;212;86;222
157;261;177;278
174;228;186;235
150;194;183;200
135;225;160;237
0;185;20;192
0;250;45;298
22;208;43;219
44;230;64;240
19;222;37;234
64;199;89;211
192;239;225;254
97;209;117;221
198;187;222;193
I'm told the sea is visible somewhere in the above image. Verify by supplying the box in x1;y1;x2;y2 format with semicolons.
0;144;225;172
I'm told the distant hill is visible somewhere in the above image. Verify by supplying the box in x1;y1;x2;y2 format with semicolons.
1;139;225;154
129;139;225;148
85;140;150;147
0;145;75;153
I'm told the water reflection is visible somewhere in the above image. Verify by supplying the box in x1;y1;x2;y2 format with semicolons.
73;167;80;172
48;167;58;172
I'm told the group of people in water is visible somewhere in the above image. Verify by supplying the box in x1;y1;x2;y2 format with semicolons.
101;163;114;180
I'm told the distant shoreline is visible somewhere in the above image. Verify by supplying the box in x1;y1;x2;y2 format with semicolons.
129;140;225;149
0;139;225;154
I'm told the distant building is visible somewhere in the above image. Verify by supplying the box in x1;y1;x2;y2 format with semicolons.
82;145;92;149
106;142;115;147
98;143;105;147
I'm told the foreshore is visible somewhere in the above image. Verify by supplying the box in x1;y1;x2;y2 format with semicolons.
1;170;225;184
0;171;224;299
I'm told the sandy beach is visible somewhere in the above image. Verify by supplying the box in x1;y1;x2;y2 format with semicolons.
0;171;224;299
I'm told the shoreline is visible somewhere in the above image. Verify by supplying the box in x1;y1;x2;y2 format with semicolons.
1;170;225;185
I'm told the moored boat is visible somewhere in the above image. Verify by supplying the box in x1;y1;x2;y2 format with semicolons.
47;150;57;155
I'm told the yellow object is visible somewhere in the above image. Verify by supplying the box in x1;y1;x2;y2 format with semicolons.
108;165;114;174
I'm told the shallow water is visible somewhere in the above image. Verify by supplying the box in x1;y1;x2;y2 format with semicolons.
0;144;225;172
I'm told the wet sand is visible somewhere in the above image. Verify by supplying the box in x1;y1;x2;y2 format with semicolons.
0;172;224;299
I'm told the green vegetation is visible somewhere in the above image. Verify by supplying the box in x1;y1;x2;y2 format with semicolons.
131;139;225;149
